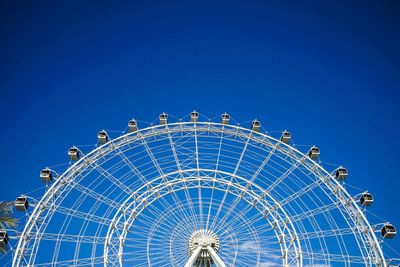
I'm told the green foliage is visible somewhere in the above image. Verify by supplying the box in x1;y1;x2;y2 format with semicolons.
0;215;17;228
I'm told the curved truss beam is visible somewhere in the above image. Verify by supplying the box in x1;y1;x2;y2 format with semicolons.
12;122;386;267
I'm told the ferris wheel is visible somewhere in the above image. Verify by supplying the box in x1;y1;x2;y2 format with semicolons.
1;112;398;266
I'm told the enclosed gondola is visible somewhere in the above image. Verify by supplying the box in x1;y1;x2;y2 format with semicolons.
381;224;396;239
0;230;8;248
280;131;291;144
128;119;138;132
159;113;168;125
15;196;29;211
190;111;199;122
68;146;80;161
221;113;230;125
251;120;261;132
40;168;53;183
97;130;109;144
360;192;374;207
335;166;348;180
308;146;320;159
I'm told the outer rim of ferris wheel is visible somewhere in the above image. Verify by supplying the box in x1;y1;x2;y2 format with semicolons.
9;112;396;267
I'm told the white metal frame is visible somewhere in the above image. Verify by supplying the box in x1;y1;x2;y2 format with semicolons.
12;121;387;266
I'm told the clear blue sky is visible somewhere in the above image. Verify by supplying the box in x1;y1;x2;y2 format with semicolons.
1;0;399;261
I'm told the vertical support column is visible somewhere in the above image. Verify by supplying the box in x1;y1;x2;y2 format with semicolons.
184;246;203;267
206;246;227;267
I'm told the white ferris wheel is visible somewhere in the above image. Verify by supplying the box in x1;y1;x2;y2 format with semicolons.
1;111;398;266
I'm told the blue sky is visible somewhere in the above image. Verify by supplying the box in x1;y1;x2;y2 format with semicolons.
1;0;399;263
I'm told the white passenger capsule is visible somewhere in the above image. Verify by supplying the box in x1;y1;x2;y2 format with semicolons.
68;146;80;161
15;196;29;211
128;119;138;132
190;111;199;122
335;166;348;180
360;192;374;206
159;113;168;125
251;120;261;132
381;224;396;239
97;130;109;144
40;168;53;183
0;230;8;249
308;146;320;159
221;113;230;125
280;130;291;144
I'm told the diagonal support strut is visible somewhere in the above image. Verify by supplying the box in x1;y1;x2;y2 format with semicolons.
184;245;227;267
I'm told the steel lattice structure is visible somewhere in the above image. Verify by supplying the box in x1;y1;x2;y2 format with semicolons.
4;112;397;266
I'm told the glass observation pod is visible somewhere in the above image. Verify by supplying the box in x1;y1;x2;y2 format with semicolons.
251;120;261;132
97;130;109;145
128;119;138;132
0;230;8;249
40;168;53;183
335;166;348;180
190;111;199;122
159;113;168;125
360;193;374;207
221;113;230;125
15;196;29;211
68;146;80;161
280;130;291;144
381;224;396;238
308;146;320;159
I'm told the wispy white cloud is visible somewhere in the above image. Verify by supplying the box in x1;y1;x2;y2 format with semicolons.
239;240;258;252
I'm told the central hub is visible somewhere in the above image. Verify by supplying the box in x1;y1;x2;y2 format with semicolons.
188;229;220;265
